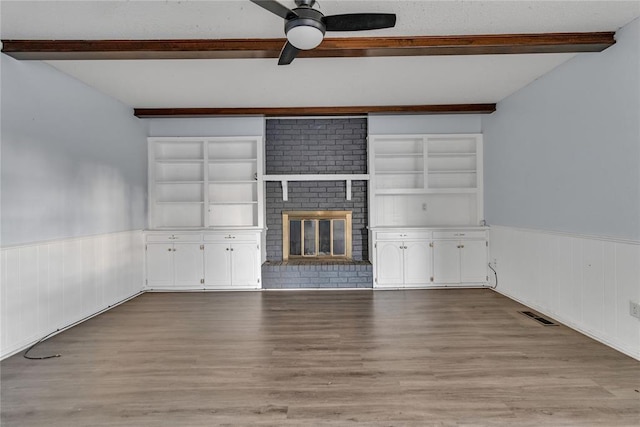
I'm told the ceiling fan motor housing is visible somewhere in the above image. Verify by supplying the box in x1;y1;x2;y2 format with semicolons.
295;0;316;7
285;7;326;50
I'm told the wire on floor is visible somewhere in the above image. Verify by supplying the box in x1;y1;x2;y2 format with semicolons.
488;263;498;290
23;331;62;360
23;291;143;360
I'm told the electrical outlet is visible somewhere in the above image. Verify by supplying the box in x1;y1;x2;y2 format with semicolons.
422;203;427;211
492;258;498;268
630;301;640;320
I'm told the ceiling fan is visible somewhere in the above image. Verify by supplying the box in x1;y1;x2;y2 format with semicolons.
250;0;397;65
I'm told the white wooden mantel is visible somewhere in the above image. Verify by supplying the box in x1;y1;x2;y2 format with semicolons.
263;174;370;201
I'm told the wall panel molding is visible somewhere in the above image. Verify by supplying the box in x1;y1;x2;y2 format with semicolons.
489;225;640;360
1;230;145;359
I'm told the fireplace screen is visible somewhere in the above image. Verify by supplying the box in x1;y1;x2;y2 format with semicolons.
283;211;352;260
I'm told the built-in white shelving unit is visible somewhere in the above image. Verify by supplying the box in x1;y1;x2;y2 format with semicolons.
368;133;487;289
149;137;263;229
147;136;264;290
369;134;483;227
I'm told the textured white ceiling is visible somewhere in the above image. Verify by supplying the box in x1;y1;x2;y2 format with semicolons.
44;54;577;108
3;1;639;39
2;1;639;109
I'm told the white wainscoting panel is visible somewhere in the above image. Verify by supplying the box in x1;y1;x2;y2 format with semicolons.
1;230;144;359
490;225;640;360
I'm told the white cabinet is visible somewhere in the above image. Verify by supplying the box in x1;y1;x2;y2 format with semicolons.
372;228;488;288
146;235;205;289
203;240;259;289
204;233;260;289
146;243;175;287
374;231;432;288
432;231;488;286
148;137;264;229
174;243;205;287
146;231;261;290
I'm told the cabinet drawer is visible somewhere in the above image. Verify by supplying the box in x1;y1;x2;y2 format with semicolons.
432;230;486;239
203;233;258;243
376;231;431;240
146;233;203;242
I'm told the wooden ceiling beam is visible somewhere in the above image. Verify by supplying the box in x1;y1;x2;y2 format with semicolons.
133;104;497;118
2;32;615;60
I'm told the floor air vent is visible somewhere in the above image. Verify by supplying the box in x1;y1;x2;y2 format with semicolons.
519;311;558;326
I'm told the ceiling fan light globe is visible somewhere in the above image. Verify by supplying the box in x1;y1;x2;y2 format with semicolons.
287;25;324;50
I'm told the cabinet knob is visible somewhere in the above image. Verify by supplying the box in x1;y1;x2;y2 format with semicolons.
167;248;172;251
226;248;229;251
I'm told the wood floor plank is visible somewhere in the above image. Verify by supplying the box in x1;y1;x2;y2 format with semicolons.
1;289;638;426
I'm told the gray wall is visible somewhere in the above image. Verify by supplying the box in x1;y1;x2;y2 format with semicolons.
1;55;148;246
482;18;640;240
368;114;483;134
265;118;368;261
147;116;265;137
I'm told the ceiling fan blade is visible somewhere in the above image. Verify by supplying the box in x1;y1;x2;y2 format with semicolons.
250;0;297;20
324;13;396;31
278;41;299;65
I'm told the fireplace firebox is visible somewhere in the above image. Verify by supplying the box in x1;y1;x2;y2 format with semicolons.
282;211;352;261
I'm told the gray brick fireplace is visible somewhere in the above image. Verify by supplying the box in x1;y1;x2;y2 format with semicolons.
262;118;373;289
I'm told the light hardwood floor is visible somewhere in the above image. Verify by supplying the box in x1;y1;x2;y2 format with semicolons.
2;289;639;426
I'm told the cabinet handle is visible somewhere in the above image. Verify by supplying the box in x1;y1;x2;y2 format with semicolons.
167;248;172;251
231;248;234;251
226;248;229;251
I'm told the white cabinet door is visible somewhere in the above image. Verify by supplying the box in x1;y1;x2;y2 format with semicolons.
460;240;487;283
230;242;259;288
376;241;404;286
204;243;231;288
146;244;174;288
174;243;204;287
403;241;432;285
433;240;460;284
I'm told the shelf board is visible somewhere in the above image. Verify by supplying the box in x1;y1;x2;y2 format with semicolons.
156;181;204;184
375;188;426;194
263;174;369;202
209;180;257;184
208;158;257;163
375;153;423;158
209;201;258;205
425;188;478;193
156;159;204;163
156;201;204;204
428;152;476;157
376;171;424;175
428;170;476;174
263;174;369;181
375;188;477;194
